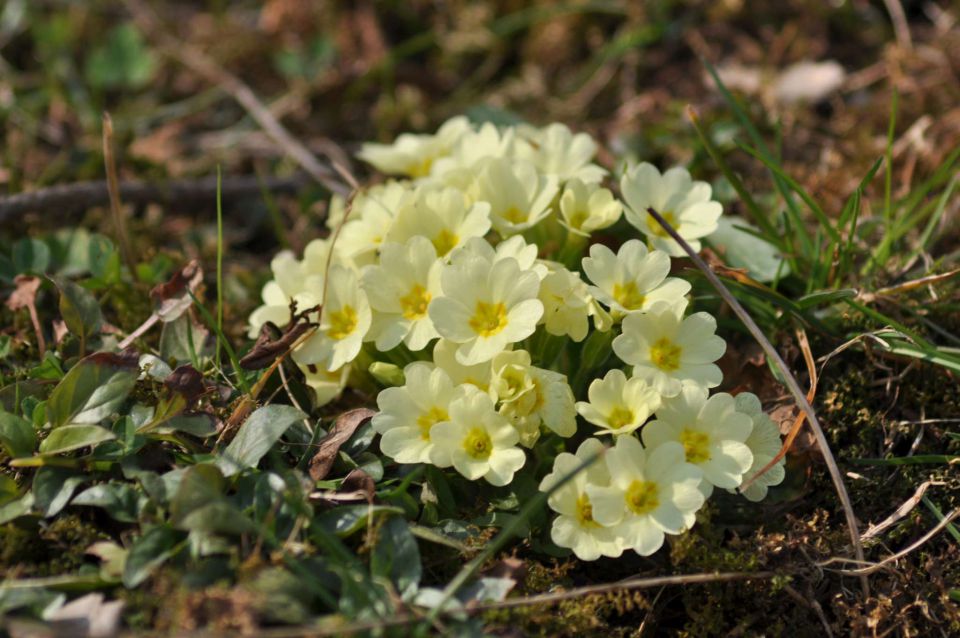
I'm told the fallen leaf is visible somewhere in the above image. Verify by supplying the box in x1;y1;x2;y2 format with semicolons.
6;275;45;356
339;468;376;502
163;364;206;403
46;592;124;638
150;259;203;322
239;320;312;370
773;60;845;104
308;408;376;481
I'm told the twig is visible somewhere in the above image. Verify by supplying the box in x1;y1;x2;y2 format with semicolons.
861;480;945;541
881;0;913;51
645;206;869;597
0;173;310;224
125;0;356;197
102;113;138;280
481;570;779;610
823;508;960;576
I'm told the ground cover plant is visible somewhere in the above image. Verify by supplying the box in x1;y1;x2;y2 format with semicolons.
1;1;959;636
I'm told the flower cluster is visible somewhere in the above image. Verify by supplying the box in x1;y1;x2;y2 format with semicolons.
249;117;786;560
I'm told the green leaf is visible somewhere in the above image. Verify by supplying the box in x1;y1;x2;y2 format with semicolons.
170;464;225;525
159;313;208;364
0;410;36;457
708;216;789;282
371;515;421;600
122;524;183;588
46;352;138;428
12;237;51;274
85;23;156;89
72;482;141;523
217;404;304;477
50;277;103;346
168;464;254;534
0;493;34;524
39;424;116;455
32;467;85;517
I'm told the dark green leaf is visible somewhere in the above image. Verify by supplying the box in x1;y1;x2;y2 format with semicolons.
0;409;36;457
39;424;116;455
32;467;85;517
123;525;183;588
371;515;421;599
0;493;34;524
315;504;403;538
12;237;51;274
159;313;208;364
51;276;103;345
218;404;304;476
169;464;225;525
72;483;141;522
46;352;138;427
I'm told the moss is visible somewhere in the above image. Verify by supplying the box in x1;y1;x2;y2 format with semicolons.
0;514;109;577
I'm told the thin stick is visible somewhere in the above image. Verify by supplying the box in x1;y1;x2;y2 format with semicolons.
824;508;959;576
102;113;138;280
125;0;356;197
0;173;310;224
645;206;869;597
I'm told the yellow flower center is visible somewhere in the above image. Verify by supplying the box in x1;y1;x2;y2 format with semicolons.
679;429;711;464
469;301;508;337
327;305;358;340
607;405;635;430
575;493;599;527
503;206;527;224
650;210;677;237
462;427;493;460
612;281;646;311
432;228;459;256
649;337;682;371
409;156;434;178
568;210;587;229
625;480;660;515
416;406;448;441
399;283;431;320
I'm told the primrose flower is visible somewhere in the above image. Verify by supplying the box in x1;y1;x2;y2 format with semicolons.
516;122;606;183
299;362;350;408
332;182;411;265
430;122;516;179
576;369;662;437
491;350;576;445
292;264;371;371
731;392;786;502
429;386;526;486
620;162;723;257
559;179;622;236
643;387;754;497
539;438;623;561
362;236;443;351
429;254;543;365
582;240;690;317
372;363;460;465
471;158;559;236
612;304;725;396
386;186;492;258
432;339;494;396
451;235;548;280
357;115;471;178
537;265;591;342
586;435;704;556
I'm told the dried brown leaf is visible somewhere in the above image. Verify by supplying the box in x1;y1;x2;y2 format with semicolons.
150;259;203;322
308;408;376;481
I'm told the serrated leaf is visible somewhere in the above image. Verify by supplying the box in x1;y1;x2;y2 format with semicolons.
46;352;138;428
51;276;103;345
0;410;36;457
39;424;116;455
218;404;304;477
